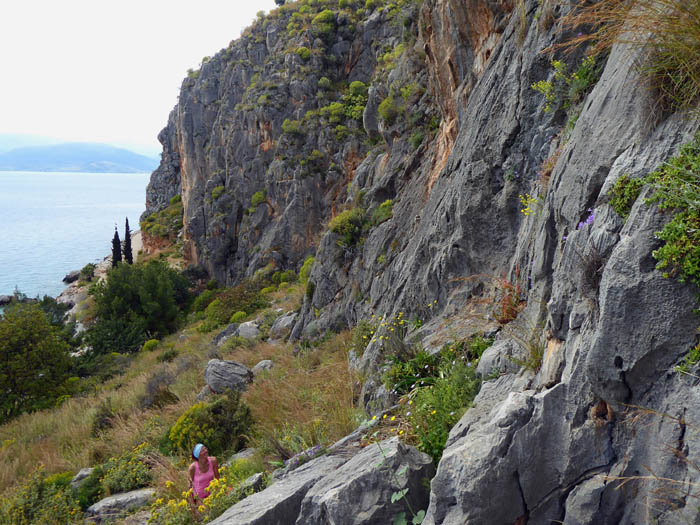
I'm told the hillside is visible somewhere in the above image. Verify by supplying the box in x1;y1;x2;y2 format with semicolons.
1;0;698;523
139;0;700;521
0;142;159;173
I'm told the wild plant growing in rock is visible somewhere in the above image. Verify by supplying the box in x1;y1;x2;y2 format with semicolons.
558;0;700;111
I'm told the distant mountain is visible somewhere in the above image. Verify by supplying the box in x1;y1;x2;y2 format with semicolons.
0;133;60;154
0;142;159;173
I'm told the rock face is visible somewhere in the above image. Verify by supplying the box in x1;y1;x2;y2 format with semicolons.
144;0;700;522
204;359;254;394
210;438;432;525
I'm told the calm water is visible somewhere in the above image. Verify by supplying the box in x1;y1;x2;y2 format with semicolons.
0;171;150;297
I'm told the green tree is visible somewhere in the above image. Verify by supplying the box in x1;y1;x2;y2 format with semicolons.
111;226;122;267
86;261;190;355
123;217;133;264
0;303;72;423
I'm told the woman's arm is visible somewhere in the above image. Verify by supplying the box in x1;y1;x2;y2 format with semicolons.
212;457;220;479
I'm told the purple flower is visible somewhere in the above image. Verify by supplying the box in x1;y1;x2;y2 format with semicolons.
577;208;595;230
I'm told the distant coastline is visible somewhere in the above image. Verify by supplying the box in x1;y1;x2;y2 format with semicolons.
0;142;159;173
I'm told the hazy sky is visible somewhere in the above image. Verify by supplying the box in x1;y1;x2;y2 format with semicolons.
1;0;278;154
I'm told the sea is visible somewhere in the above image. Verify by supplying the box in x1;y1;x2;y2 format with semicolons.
0;171;151;298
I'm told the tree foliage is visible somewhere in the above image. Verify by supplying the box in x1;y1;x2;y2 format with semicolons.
111;226;122;267
0;303;72;423
85;261;190;355
123;217;133;264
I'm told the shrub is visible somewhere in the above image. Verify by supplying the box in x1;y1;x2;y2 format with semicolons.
350;320;375;357
230;311;247;324
204;279;270;327
140;197;184;240
321;101;345;124
272;269;297;284
282;118;304;136
211;185;225;200
300;256;316;283
343;81;368;121
80;262;96;281
646;133;700;287
75;467;103;510
192;288;218;313
329;207;366;247
0;467;82;524
251;189;266;208
370;199;393;227
157;347;179;363
378;93;402;126
312;9;336;37
142;339;160;352
318;76;332;90
295;46;312;61
163;390;252;457
609;174;645;219
410;131;425;150
102;443;152;495
140;369;178;409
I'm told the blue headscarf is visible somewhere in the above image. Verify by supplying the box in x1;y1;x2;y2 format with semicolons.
193;443;204;459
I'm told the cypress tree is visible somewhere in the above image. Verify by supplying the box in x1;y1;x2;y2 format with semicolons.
112;226;122;267
123;217;133;264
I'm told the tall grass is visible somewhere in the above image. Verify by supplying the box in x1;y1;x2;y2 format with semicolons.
558;0;700;111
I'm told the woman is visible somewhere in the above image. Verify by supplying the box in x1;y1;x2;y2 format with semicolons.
188;443;220;502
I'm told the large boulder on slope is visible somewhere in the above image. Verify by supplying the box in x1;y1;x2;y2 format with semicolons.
204;359;253;394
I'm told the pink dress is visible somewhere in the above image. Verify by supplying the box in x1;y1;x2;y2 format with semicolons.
193;457;215;499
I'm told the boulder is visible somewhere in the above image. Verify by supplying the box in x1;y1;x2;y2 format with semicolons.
297;437;434;524
269;312;297;340
62;270;81;283
204;359;253;394
212;323;240;347
85;488;155;523
70;467;94;489
236;321;260;340
0;295;13;306
252;360;274;376
209;455;348;524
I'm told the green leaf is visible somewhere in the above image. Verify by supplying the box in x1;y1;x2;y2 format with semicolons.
396;466;408;477
391;488;409;503
393;512;408;525
412;510;426;524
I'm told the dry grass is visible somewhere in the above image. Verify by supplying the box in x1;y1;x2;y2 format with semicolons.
239;332;362;458
556;0;700;111
0;284;363;498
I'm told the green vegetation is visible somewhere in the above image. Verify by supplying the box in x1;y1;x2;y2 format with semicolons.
161;390;252;457
251;189;266;208
140;195;184;240
609;174;645;219
282;118;304;136
563;0;700;111
384;335;492;463
85;261;190;355
311;9;336;38
203;278;271;328
300;256;316;283
230;311;247;324
531;56;600;113
295;46;312;61
102;443;152;495
370;199;394;227
378;92;402;125
329;207;365;247
142;339;160;352
212;185;226;200
0;303;73;424
646;134;700;287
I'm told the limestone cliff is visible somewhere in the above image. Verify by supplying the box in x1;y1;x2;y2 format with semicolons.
144;0;700;522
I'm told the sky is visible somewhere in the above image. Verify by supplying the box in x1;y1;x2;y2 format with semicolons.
1;0;279;156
